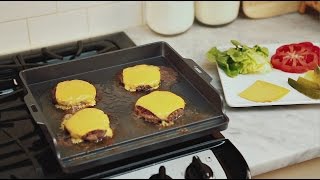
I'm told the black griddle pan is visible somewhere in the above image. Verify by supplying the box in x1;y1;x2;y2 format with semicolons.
20;42;229;173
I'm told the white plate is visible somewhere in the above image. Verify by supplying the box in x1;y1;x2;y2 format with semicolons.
216;43;320;107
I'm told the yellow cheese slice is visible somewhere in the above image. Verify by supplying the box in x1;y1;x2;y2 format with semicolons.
55;80;96;107
123;64;161;92
239;80;290;102
136;91;185;120
63;108;113;144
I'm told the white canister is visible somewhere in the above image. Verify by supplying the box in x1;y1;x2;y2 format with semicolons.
195;1;240;26
145;1;195;35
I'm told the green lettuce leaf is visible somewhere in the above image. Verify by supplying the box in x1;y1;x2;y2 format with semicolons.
207;40;272;78
206;47;240;77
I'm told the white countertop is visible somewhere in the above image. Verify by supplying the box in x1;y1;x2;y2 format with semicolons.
125;13;320;176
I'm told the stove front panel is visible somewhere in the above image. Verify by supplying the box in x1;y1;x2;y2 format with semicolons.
110;149;227;179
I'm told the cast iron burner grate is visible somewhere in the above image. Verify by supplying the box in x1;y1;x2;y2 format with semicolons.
0;32;136;179
0;36;124;91
0;109;46;179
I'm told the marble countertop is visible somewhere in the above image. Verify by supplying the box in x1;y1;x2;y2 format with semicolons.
125;13;320;176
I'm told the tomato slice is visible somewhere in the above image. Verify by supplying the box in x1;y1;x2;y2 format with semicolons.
271;42;320;73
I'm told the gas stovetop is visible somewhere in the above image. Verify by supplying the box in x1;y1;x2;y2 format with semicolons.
0;32;135;178
0;32;250;179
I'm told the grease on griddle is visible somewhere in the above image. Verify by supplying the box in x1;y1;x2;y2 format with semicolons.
178;128;189;134
159;66;178;89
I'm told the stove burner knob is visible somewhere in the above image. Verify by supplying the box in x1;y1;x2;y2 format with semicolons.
185;156;214;179
150;166;172;179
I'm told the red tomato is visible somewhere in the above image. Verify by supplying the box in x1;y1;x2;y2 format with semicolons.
271;42;320;73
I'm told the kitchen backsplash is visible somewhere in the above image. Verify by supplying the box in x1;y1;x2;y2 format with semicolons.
0;1;144;55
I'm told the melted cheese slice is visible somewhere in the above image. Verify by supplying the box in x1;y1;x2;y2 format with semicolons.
123;64;161;92
55;80;96;107
136;91;185;120
239;80;290;102
63;108;113;144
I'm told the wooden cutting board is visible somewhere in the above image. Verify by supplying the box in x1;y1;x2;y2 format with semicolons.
242;1;301;19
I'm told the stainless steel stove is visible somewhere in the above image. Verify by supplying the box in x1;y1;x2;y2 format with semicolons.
0;32;250;179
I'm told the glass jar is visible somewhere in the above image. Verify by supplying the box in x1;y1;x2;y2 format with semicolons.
146;1;195;35
195;1;240;26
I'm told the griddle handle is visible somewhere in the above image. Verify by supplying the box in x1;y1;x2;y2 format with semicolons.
184;59;212;83
24;93;45;125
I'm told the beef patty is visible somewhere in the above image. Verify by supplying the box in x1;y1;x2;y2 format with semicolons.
52;87;96;114
82;130;106;142
134;105;184;125
62;114;108;143
119;66;177;92
118;72;153;92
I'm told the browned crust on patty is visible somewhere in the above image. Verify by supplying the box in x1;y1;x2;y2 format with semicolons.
82;130;106;142
134;106;184;125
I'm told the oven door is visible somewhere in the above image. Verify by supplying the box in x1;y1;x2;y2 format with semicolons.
83;135;251;179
